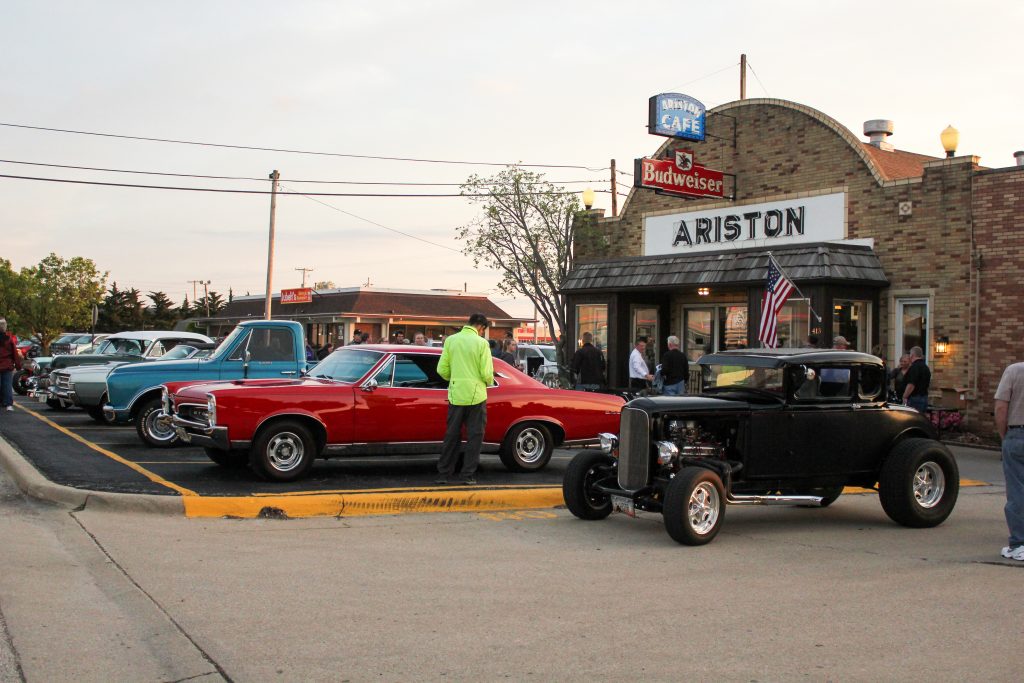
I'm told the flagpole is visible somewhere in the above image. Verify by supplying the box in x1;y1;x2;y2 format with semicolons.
766;252;822;323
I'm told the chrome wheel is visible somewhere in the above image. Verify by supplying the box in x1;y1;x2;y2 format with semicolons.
145;409;177;443
688;482;720;535
515;427;546;464
913;461;945;508
266;431;305;472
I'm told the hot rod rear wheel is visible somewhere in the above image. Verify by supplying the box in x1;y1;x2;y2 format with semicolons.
663;467;726;546
135;397;182;448
203;447;249;469
879;438;959;528
563;450;614;520
499;422;554;472
250;420;317;482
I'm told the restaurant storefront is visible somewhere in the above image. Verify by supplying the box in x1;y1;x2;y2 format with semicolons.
566;97;1024;433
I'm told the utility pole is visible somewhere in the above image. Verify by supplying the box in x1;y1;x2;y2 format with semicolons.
610;159;618;217
265;170;281;320
201;280;212;318
295;267;314;288
188;280;201;303
740;53;747;100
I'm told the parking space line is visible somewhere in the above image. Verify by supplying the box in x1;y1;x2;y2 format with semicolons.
14;404;198;497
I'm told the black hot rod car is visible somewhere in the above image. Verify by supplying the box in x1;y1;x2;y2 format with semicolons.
563;349;958;545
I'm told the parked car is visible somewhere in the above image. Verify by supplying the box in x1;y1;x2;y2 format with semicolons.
43;331;213;378
104;320;312;447
49;343;216;423
164;344;625;481
49;333;109;356
563;349;959;545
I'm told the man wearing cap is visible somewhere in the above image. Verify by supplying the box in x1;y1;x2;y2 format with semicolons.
995;360;1024;562
832;335;850;350
436;313;494;485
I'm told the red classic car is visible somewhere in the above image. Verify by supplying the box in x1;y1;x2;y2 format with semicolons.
163;344;624;481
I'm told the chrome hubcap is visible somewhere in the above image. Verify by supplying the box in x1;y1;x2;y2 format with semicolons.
267;432;305;472
688;482;720;535
146;410;176;442
913;461;945;508
516;428;546;463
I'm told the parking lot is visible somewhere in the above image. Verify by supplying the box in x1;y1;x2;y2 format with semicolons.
0;394;569;518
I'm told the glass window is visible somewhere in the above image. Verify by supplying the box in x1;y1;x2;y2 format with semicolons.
393;354;448;389
227;331;251;361
834;299;871;352
858;366;884;401
684;306;750;361
684;308;713;362
775;300;810;348
247;328;297;362
632;306;659;369
575;304;608;359
373;358;395;387
897;299;928;361
719;306;749;350
149;341;166;358
308;349;384;382
703;363;785;394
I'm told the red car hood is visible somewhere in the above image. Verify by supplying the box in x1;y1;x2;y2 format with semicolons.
171;377;320;400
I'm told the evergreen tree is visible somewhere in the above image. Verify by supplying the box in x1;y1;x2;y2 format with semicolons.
147;291;177;330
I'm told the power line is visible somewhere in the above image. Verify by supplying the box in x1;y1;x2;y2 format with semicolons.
746;60;771;97
0;158;605;186
0;173;611;197
0;121;609;171
668;62;738;92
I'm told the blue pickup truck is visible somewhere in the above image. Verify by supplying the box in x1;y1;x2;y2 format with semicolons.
104;320;311;447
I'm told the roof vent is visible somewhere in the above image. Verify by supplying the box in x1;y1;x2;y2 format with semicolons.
1015;151;1024;167
863;119;895;151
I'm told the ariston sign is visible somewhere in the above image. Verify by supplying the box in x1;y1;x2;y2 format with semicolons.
634;151;725;199
648;93;706;141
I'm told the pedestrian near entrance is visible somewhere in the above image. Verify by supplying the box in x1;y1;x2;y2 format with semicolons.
571;332;605;390
0;319;22;412
660;335;689;396
316;343;333;361
832;335;850;350
628;338;653;391
995;361;1024;562
436;314;494;485
902;346;931;412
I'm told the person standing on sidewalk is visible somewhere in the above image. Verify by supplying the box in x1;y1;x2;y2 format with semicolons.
0;319;22;412
995;361;1024;562
436;313;494;485
571;332;605;390
902;346;931;412
628;338;653;391
660;335;689;396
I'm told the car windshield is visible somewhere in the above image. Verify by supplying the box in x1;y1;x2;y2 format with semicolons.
159;345;198;361
539;347;557;362
73;335;94;344
206;326;248;362
703;363;785;394
307;348;383;382
54;334;78;344
94;338;151;357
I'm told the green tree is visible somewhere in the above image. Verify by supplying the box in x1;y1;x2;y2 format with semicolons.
0;259;24;331
15;254;107;352
146;291;178;330
179;296;192;318
459;168;596;374
195;291;225;317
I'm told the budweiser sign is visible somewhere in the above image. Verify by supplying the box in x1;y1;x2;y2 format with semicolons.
634;151;725;199
280;287;313;304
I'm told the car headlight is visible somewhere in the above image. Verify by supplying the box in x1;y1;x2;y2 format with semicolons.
161;387;172;415
206;393;217;426
656;440;679;465
598;432;619;455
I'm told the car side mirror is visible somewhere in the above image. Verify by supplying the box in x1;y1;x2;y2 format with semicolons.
361;378;378;392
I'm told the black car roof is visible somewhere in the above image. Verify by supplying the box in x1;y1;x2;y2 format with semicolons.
698;348;882;368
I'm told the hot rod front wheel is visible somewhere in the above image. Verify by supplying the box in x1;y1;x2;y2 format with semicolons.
563;450;615;520
663;467;726;545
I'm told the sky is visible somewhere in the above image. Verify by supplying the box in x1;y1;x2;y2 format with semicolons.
2;1;1020;319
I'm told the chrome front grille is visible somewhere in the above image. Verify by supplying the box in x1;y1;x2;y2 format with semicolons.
617;407;651;491
53;372;72;390
178;404;209;423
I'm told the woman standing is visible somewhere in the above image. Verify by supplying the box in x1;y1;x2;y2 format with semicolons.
0;318;23;412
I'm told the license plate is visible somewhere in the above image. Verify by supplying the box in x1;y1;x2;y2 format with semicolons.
610;495;637;518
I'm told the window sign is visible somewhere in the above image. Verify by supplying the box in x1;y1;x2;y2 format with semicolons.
648;93;706;141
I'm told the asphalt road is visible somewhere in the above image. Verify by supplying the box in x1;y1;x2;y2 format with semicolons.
0;395;570;497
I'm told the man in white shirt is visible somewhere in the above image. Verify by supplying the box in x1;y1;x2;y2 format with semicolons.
628;338;653;391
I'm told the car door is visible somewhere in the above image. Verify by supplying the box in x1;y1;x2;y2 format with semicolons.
352;353;450;447
221;327;299;379
747;363;857;480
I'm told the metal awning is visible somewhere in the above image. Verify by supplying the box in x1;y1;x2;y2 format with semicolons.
562;242;889;292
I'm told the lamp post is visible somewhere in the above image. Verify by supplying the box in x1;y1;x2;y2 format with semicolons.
582;188;595;210
940;125;959;158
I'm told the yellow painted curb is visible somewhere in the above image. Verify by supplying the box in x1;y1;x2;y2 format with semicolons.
183;486;565;519
843;478;987;495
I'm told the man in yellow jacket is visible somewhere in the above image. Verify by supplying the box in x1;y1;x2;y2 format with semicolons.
436;313;494;485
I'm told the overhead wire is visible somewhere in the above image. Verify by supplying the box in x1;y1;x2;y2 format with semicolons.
746;60;770;97
668;62;738;92
0;121;609;171
0;158;605;186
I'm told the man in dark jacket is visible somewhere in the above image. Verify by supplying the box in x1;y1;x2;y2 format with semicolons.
571;332;605;390
902;346;931;412
660;335;689;396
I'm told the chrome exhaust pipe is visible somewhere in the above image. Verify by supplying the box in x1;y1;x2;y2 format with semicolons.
727;493;824;506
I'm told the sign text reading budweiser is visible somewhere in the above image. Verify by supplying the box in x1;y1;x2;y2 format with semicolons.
635;156;724;199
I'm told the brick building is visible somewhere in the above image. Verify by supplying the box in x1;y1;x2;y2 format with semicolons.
565;97;1023;434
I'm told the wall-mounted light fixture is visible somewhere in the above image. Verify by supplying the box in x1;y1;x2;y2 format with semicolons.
934;336;950;354
697;287;710;296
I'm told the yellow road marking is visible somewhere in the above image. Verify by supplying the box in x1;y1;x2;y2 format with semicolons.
184;486;565;519
250;483;560;497
14;403;197;497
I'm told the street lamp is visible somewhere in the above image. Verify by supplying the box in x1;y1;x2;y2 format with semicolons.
940;125;959;158
582;188;595;210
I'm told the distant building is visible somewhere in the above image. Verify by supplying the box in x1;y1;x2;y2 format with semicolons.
195;287;528;346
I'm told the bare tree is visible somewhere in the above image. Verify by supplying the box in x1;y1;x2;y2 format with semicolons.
459;167;598;373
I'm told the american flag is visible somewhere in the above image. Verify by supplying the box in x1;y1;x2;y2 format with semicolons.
758;257;796;348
